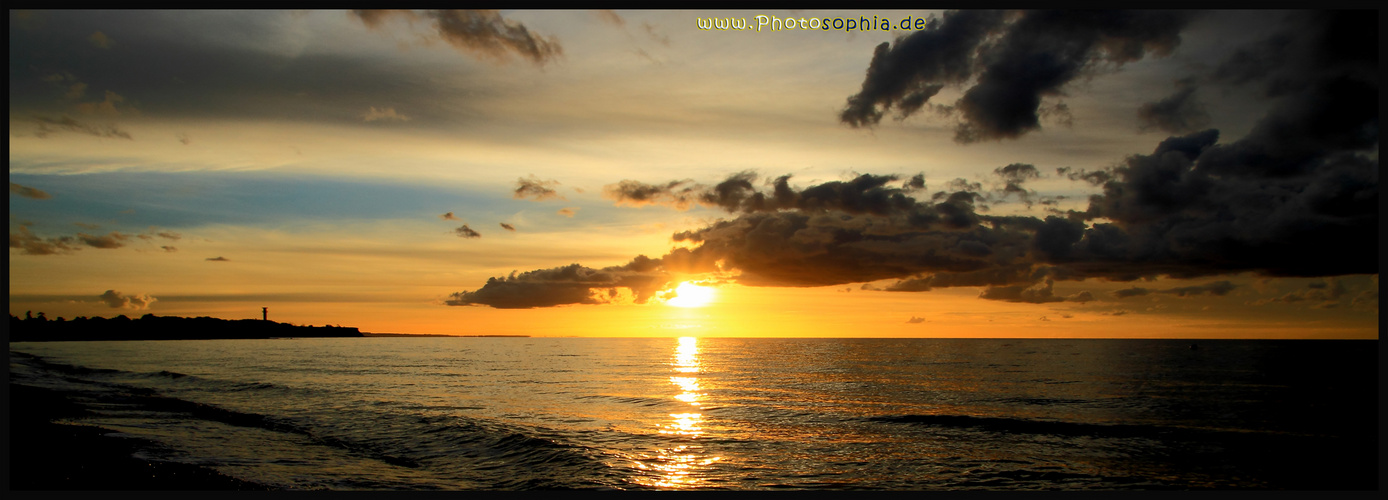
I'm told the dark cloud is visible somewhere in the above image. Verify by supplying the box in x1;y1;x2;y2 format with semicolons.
10;182;52;200
1137;85;1210;134
604;178;706;210
1112;287;1151;299
499;223;516;231
74;222;101;229
991;163;1041;205
351;10;562;66
906;316;926;324
840;10;1007;128
1162;281;1236;297
1068;12;1377;280
440;212;460;221
77;232;129;249
557;208;577;217
1111;281;1236;299
449;11;1375;310
606;171;927;216
454;224;481;238
31;115;132;139
99;289;155;310
446;258;672;309
842;10;1195;143
1055;166;1112;186
1250;278;1348;307
10;226;80;255
161;246;177;252
514;175;564;201
206;256;229;261
978;279;1094;304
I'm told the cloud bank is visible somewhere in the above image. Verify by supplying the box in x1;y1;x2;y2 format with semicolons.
441;11;1374;310
840;10;1195;143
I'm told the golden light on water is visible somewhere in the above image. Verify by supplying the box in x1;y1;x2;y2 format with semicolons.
673;336;700;374
666;282;715;308
634;336;721;489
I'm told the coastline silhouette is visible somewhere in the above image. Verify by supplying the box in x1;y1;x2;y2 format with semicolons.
9;312;363;342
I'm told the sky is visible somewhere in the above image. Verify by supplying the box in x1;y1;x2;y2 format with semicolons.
8;9;1379;338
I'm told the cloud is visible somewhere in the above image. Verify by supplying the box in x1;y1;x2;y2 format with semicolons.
447;12;1375;310
362;106;410;122
1249;278;1349;307
65;82;88;99
514;175;564;201
906;316;926;324
992;163;1040;205
440;211;460;220
557;207;577;217
840;10;1195;143
1111;287;1151;299
10;226;80;255
594;10;624;27
75;90;131;116
10;182;52;200
642;22;670;47
74;222;100;229
978;279;1093;304
161;246;177;252
77;232;129;249
1350;284;1377;312
605;171;927;215
1111;281;1237;299
604;178;706;210
88;31;112;49
31;114;132;139
500;222;516;231
1162;281;1236;297
177;133;192;145
351;9;562;66
206;256;229;261
99;290;156;310
1137;85;1210;134
454;224;482;238
446;258;672;309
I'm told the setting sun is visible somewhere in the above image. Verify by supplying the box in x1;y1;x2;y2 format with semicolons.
666;283;715;308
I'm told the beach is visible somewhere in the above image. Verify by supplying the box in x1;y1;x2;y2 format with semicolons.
8;383;271;490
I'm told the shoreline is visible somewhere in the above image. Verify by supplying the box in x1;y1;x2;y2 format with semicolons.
8;383;275;491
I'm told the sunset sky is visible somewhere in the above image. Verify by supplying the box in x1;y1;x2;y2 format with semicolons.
9;10;1379;338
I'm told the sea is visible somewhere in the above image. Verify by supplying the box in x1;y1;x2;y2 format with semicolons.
7;337;1379;490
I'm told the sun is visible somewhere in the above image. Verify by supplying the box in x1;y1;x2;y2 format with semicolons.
666;282;715;308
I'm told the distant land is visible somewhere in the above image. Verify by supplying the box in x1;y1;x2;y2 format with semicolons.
363;333;530;337
8;313;363;342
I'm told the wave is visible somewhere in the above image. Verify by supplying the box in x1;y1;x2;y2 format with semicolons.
869;413;1218;440
13;351;630;489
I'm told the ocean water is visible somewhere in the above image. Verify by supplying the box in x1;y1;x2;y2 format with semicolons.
8;337;1378;490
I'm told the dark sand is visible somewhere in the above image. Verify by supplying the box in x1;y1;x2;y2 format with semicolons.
8;383;274;490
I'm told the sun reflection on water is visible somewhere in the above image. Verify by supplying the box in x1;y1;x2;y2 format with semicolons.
632;336;721;489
